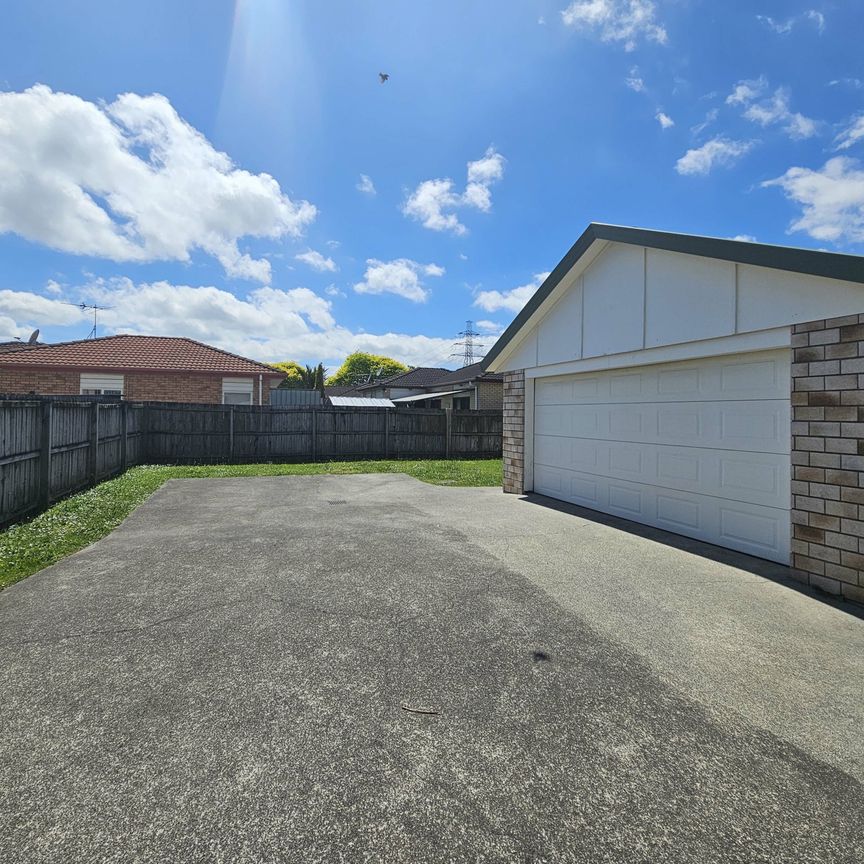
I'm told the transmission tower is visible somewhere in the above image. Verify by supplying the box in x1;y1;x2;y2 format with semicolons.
451;320;484;367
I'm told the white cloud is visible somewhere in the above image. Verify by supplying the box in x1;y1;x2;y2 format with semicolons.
353;258;444;303
675;137;754;176
475;319;504;333
835;115;864;151
829;78;864;90
295;249;338;272
726;77;768;106
691;108;719;136
0;85;316;283
44;279;64;296
561;0;667;51
0;289;87;328
626;68;645;92
726;78;817;140
356;174;376;196
474;272;551;314
764;156;864;245
742;87;818;139
757;10;825;35
728;234;757;242
403;147;505;236
806;10;826;32
0;279;457;367
656;111;674;129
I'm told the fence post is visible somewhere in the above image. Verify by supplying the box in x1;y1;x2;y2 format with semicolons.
310;408;317;462
445;408;452;459
229;406;235;462
90;401;100;484
120;402;129;472
38;400;53;509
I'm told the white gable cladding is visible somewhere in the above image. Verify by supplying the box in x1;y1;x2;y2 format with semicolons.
493;242;864;374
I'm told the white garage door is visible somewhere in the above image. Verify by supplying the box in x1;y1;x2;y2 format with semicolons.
532;349;791;563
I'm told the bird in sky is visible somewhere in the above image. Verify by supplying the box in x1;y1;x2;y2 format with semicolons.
379;72;390;84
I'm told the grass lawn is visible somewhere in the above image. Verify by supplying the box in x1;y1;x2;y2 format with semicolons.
0;459;502;590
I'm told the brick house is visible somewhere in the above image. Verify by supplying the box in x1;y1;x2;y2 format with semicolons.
351;363;504;409
0;335;284;404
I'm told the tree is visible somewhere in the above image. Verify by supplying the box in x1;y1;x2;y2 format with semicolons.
270;361;304;389
272;361;327;393
327;352;409;386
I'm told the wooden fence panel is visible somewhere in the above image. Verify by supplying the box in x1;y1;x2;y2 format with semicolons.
49;402;93;500
145;403;232;463
315;409;387;460
233;407;312;461
450;411;503;458
389;409;447;458
0;400;41;525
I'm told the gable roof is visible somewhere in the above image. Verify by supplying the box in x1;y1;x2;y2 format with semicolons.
0;335;283;377
482;223;864;371
427;362;503;387
354;366;449;390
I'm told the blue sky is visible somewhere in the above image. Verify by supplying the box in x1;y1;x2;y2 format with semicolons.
0;0;862;369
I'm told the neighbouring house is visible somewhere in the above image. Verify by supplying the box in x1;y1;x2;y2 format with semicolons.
351;367;450;400
347;363;503;409
390;362;503;409
0;334;284;404
482;223;864;604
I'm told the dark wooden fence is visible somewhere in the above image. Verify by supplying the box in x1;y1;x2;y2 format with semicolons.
0;398;501;526
1;398;145;527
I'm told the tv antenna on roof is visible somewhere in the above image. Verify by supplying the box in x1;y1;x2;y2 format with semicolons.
65;302;112;339
451;320;484;367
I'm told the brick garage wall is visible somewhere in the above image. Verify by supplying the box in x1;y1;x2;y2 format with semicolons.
0;368;80;395
477;380;503;410
791;315;864;604
503;370;525;494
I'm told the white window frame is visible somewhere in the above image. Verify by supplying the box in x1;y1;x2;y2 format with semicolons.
80;373;124;396
222;377;254;405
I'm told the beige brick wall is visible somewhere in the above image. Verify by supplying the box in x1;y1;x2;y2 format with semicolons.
791;315;864;604
477;380;503;410
503;370;524;494
0;368;80;395
0;368;272;405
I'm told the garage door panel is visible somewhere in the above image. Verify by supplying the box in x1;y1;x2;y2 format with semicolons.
534;467;789;562
536;400;789;453
534;349;789;405
532;350;791;563
535;441;788;508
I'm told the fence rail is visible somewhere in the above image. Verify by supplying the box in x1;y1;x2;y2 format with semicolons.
0;398;502;527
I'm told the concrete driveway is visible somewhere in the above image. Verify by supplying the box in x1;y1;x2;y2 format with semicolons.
1;474;863;863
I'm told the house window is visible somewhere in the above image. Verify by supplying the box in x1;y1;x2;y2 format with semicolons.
80;374;124;396
222;377;254;405
453;396;471;410
429;399;442;409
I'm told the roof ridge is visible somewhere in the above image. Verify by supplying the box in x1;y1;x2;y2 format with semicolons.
0;333;278;374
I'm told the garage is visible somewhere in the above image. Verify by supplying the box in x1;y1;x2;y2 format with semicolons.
532;350;790;562
482;224;864;594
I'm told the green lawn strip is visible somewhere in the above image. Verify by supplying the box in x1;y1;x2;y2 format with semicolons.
0;459;502;590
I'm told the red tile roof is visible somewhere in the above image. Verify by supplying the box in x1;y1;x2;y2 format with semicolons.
0;335;283;376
